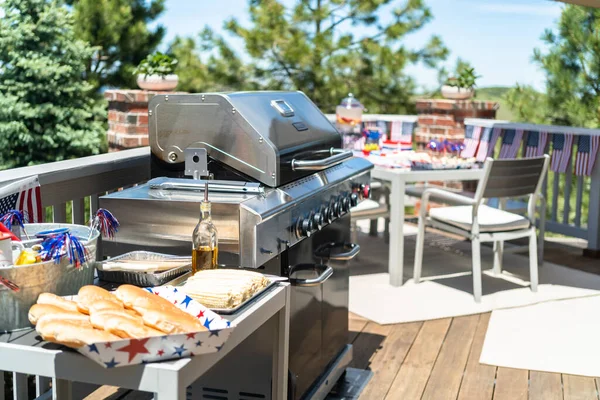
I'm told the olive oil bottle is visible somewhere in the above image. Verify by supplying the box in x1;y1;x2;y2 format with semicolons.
192;182;218;272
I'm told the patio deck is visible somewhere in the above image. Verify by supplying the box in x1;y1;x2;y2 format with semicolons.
350;310;599;400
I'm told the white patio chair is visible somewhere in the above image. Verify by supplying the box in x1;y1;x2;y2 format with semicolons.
413;155;550;302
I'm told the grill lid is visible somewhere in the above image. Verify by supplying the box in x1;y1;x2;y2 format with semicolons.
149;91;344;187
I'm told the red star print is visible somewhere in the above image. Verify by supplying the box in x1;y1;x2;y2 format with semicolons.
104;342;112;349
154;292;160;295
173;300;178;305
157;349;165;356
196;310;205;318
186;333;196;340
117;338;151;362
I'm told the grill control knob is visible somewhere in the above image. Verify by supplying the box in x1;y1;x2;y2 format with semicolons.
323;206;333;224
331;200;341;218
341;196;351;213
312;212;324;230
335;199;345;216
297;217;314;238
350;192;359;207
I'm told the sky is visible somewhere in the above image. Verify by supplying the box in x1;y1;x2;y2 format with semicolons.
153;0;564;92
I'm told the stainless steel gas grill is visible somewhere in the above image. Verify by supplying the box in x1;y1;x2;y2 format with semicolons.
99;91;373;400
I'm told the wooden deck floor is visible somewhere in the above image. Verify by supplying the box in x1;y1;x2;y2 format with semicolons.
350;311;600;400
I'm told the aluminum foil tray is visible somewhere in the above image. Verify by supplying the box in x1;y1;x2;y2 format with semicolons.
96;251;192;287
166;271;283;315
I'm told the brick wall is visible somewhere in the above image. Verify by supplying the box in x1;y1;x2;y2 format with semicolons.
414;99;499;148
105;89;183;152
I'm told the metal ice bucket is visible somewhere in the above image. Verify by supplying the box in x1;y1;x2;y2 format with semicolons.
0;223;100;332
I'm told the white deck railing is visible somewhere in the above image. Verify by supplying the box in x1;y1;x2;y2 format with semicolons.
0;119;598;254
464;119;600;254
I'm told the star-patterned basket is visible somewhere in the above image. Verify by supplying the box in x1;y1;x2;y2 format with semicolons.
77;285;234;368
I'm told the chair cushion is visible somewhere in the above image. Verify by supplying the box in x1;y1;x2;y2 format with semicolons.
405;185;475;205
429;205;530;233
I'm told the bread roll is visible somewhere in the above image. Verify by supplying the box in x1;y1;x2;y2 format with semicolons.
36;293;79;313
114;284;176;311
104;315;165;339
88;300;124;315
36;313;91;332
77;285;122;314
137;307;205;334
28;304;68;325
115;285;205;334
37;320;120;348
90;310;143;330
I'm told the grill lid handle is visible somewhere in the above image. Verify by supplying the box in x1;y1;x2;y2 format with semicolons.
291;148;353;171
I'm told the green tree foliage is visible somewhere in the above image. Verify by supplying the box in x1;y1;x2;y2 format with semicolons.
67;0;165;90
504;84;549;124
175;0;448;113
508;5;600;127
0;0;106;169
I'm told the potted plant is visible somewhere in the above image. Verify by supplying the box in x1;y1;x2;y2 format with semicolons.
134;52;179;91
441;67;480;100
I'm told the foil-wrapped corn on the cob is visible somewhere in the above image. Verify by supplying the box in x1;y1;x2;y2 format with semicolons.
181;269;269;309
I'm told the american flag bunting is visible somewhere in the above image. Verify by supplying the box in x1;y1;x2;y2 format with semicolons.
550;133;574;173
499;129;524;159
574;135;600;176
461;125;482;158
475;127;493;162
0;176;43;223
525;131;548;158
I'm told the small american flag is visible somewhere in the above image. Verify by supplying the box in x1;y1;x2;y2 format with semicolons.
550;133;574;173
390;121;413;144
499;129;524;159
461;125;482;158
0;176;43;223
475;127;493;162
574;135;600;176
525;131;548;158
401;121;415;144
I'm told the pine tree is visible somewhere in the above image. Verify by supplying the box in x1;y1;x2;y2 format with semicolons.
0;0;106;169
67;0;166;91
176;0;448;114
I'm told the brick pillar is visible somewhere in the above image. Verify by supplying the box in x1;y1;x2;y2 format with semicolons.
104;89;184;152
414;99;499;148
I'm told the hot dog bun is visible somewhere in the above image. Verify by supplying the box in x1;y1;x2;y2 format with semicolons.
88;299;124;315
104;315;165;339
115;285;205;334
28;304;68;325
37;320;120;347
90;310;143;330
36;293;79;313
76;286;122;314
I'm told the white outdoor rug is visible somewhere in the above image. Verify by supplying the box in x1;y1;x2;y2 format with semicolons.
480;296;600;377
349;230;600;324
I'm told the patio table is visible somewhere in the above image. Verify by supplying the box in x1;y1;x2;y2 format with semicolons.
371;166;485;286
0;282;290;400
